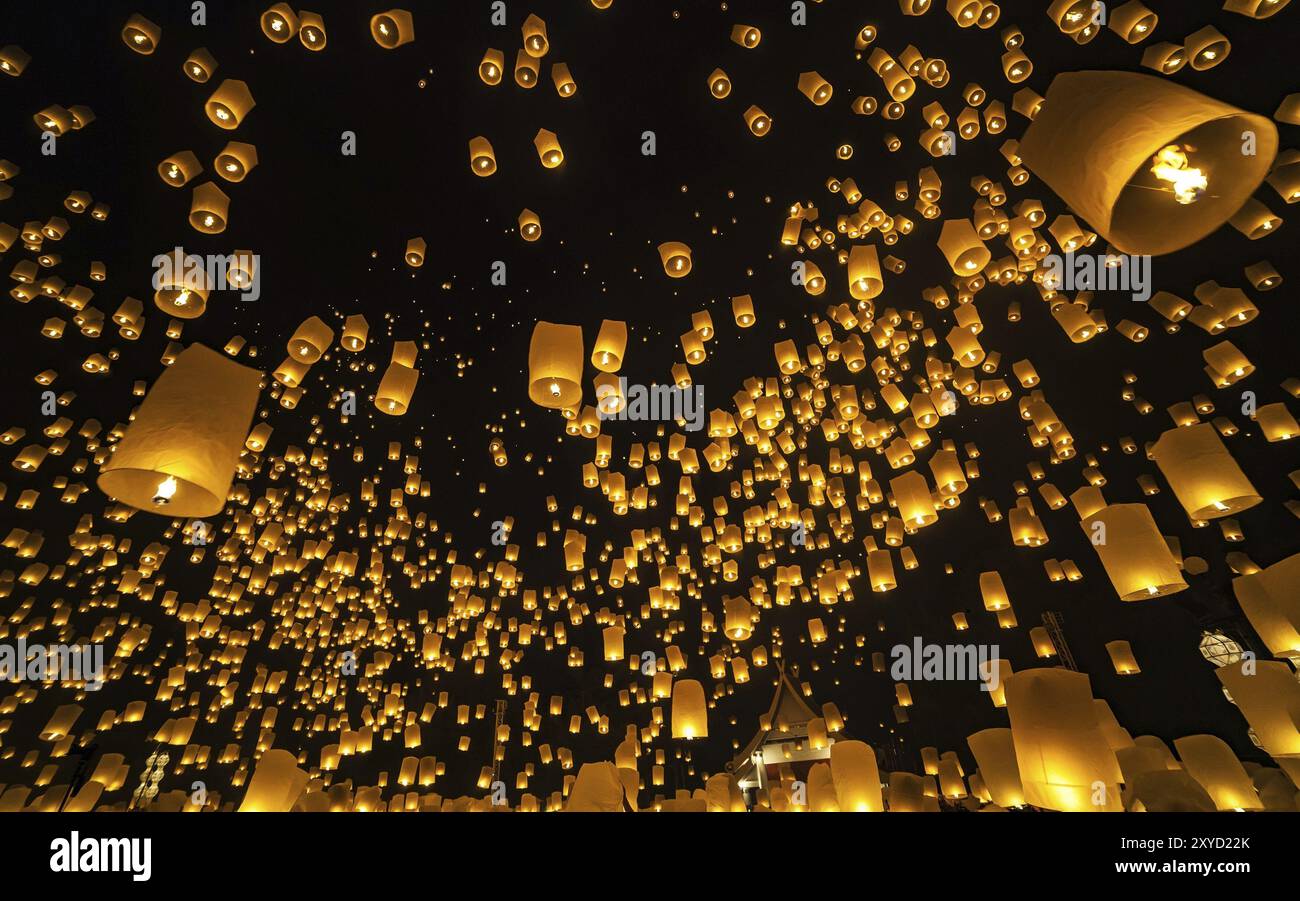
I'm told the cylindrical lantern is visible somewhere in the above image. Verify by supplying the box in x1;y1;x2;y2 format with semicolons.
205;79;255;129
528;321;583;409
370;10;414;48
1018;71;1277;255
98;343;261;517
671;679;707;739
1151;423;1261;519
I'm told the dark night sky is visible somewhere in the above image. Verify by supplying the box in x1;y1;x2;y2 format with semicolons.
1;0;1298;806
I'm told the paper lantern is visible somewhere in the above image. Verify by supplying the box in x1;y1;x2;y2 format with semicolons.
1105;640;1141;675
528;321;584;409
158;151;202;187
724;596;752;640
938;219;990;274
847;245;883;301
0;45;31;76
1151;423;1261;519
602;626;624;662
797;71;833;105
298;11;326;49
1019;71;1277;255
978;571;1009;611
370;10;414;49
518;208;541;241
405;237;426;267
1004;669;1124;811
214;142;257;182
376;362;419;415
260;3;299;42
522;13;549;56
98;344;260;517
1080;503;1187;600
1216;662;1300;783
1109;1;1157;42
1173;735;1263;811
238;749;309;812
183;47;218;83
591;320;627;372
658;241;692;277
534;128;564;168
730;24;761;48
287;316;334;363
514;50;539;88
205;79;256;129
479;49;504;84
671;679;707;738
189;182;230;234
342;314;369;351
707;68;731;99
122;13;160;54
967;728;1026;807
743;105;771;136
1232;553;1300;657
731;294;756;327
1224;0;1292;16
468;136;497;176
891;471;937;528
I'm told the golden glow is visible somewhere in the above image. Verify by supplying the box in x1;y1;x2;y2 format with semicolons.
153;475;178;505
1150;144;1208;204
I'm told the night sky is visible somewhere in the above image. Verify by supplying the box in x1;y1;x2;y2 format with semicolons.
1;0;1298;810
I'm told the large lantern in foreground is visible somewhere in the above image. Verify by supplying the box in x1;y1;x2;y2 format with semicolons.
1004;669;1124;811
1019;71;1276;255
98;343;261;517
1151;423;1261;519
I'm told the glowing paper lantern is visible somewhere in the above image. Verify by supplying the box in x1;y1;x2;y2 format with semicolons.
1080;504;1187;600
967;728;1026;807
528;321;584;409
658;242;693;277
205;79;255;130
1151;423;1261;519
829;740;884;811
238;749;310;812
1173;735;1263;811
1019;71;1277;255
122;13;161;54
671;679;707;738
98;344;260;517
370;10;414;48
1004;669;1124;811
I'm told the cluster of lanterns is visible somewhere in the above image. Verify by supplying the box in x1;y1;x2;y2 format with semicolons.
0;1;1296;814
